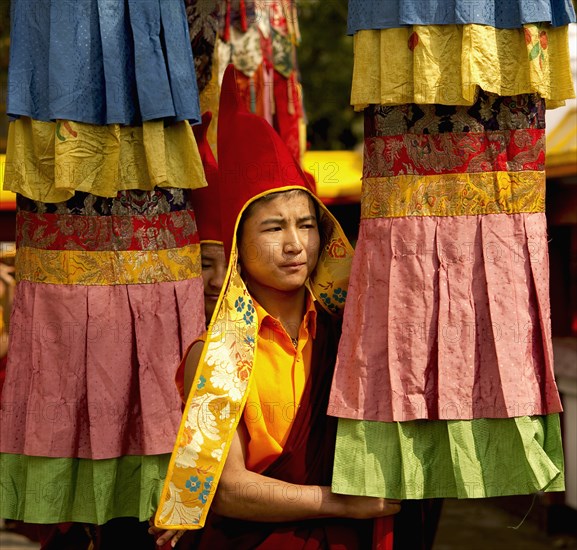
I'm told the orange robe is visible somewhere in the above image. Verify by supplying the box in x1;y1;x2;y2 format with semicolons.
174;296;373;549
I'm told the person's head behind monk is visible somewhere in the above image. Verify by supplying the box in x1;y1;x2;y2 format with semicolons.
201;242;227;321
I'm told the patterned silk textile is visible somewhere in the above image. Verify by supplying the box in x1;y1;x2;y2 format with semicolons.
0;0;206;526
327;2;576;502
347;0;576;34
8;0;201;125
186;0;305;161
350;24;575;110
16;192;202;286
4;118;206;202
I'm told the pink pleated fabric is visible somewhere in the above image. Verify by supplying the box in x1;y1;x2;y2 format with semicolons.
0;278;204;459
327;213;563;422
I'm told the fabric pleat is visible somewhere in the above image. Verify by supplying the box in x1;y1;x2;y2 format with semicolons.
0;453;170;524
332;414;564;499
347;0;576;35
327;214;562;422
350;25;575;109
4;118;207;203
7;0;201;125
0;278;204;460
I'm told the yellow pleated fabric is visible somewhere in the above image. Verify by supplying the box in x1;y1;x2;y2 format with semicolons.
361;171;545;219
351;24;575;110
16;245;201;285
4;118;208;203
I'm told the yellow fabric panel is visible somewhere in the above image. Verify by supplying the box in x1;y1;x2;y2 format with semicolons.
361;171;545;219
351;24;575;110
4;118;207;203
16;244;201;285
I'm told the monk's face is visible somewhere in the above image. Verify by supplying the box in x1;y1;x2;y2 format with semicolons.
238;192;320;295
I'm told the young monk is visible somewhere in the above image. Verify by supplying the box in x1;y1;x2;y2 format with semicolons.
151;65;400;549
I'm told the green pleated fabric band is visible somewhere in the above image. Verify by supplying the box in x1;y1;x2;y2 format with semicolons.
0;453;170;524
332;415;564;500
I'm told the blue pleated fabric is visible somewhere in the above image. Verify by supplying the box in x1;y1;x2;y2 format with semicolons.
347;0;577;35
7;0;201;125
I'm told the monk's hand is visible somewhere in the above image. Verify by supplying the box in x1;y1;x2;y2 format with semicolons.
340;495;401;519
148;520;185;547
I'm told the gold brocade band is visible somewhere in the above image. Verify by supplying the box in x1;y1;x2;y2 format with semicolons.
4;117;208;203
361;171;545;219
16;244;201;285
351;24;575;110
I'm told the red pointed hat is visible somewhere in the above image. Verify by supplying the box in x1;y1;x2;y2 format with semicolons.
191;111;223;244
217;64;314;257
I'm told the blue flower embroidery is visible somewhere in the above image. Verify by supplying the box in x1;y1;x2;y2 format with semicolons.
245;335;255;346
197;375;206;390
234;297;245;312
242;299;255;324
198;476;214;504
332;288;347;304
319;292;337;312
185;476;201;492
